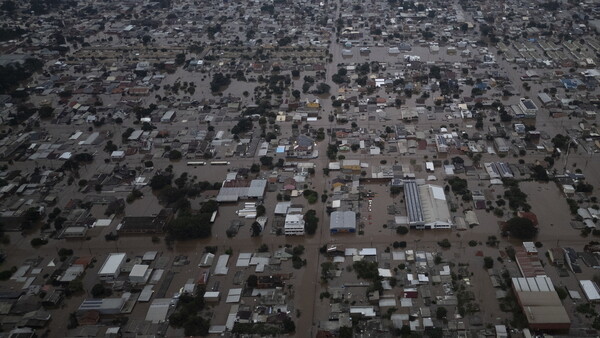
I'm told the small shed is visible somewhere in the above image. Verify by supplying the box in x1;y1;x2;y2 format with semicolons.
204;291;220;303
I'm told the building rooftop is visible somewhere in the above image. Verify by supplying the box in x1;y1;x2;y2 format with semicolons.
98;253;126;276
330;211;356;232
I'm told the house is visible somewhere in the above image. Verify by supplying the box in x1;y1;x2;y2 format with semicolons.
435;135;449;153
537;92;553;106
548;248;564;266
494;138;510;153
341;159;361;173
160;110;176;123
287;135;315;158
62;226;88;238
129;264;152;284
110;151;125;161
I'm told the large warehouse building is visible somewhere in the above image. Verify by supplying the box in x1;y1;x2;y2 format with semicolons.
511;276;571;330
330;211;356;233
404;181;452;229
216;179;267;202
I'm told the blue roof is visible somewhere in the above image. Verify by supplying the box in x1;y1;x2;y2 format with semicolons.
561;78;580;89
475;82;487;90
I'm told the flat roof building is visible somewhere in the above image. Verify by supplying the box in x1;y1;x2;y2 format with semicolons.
284;214;305;236
216;179;267;202
98;253;126;280
330;211;356;233
579;280;600;302
110;151;125;160
78;297;126;315
62;226;88;238
512;276;570;330
129;264;152;284
145;298;171;323
519;98;538;113
160;110;175;123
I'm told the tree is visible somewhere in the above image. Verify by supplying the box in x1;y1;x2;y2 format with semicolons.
0;58;42;94
437;239;451;248
251;222;262;237
122;127;135;140
168;213;212;239
23;208;42;222
282;317;295;333
259;156;273;167
169;289;209;336
315;83;330;94
551;134;574;151
425;327;443;338
256;205;266;217
429;66;441;79
0;0;16;13
292;89;300;100
210;72;231;92
484;256;494;269
73;153;94;163
231;118;253;135
30;238;48;247
38;106;54;119
199;200;218;214
304;209;319;235
150;174;171;190
247;275;258;288
303;190;318;204
575;182;594;193
175;53;185;65
352;261;380;280
57;249;73;259
249;163;260;173
436;307;447;320
141;122;155;131
505;217;538;240
531;165;549;181
339;326;353;338
396;226;408;235
169;150;182;161
91;283;112;298
556;287;568;300
104;140;118;153
397;325;411;336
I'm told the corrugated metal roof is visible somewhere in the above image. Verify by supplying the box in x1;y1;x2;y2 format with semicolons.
404;181;424;224
330;211;356;231
580;280;600;301
139;285;154;302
